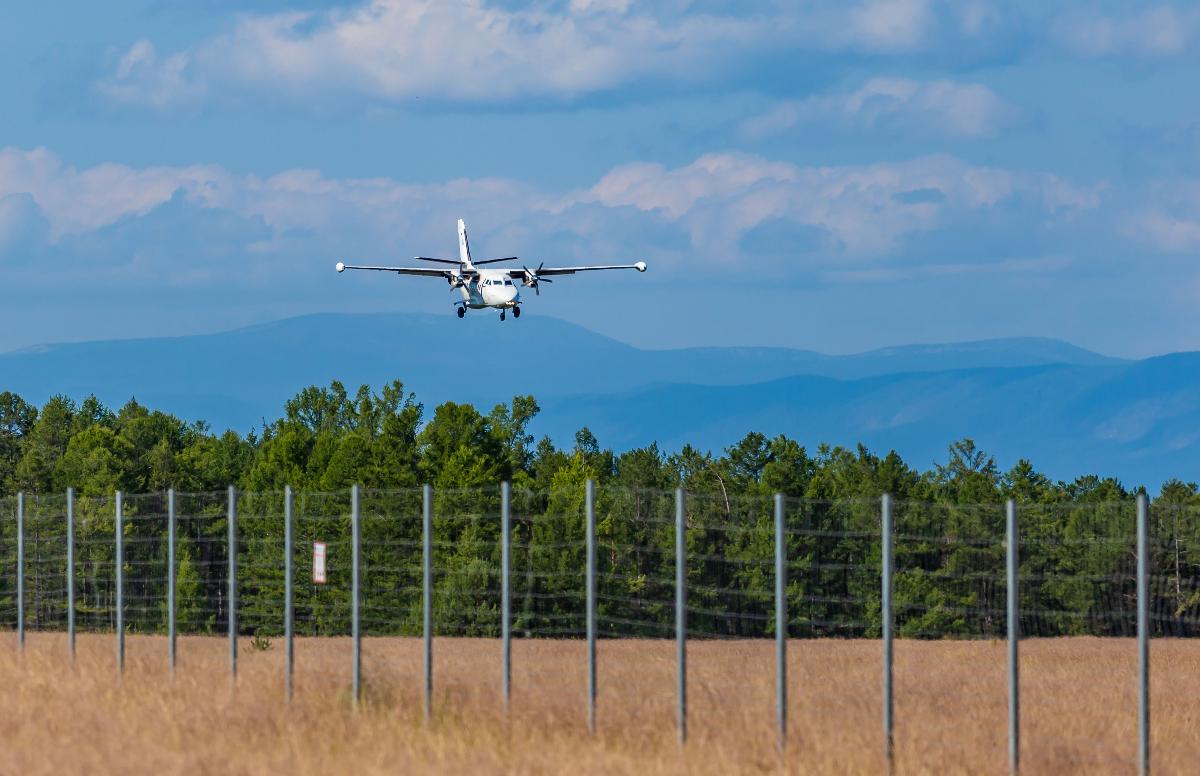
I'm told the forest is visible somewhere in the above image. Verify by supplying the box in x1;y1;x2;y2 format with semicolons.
1;381;1198;641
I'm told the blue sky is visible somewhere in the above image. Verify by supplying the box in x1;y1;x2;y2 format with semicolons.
2;0;1199;357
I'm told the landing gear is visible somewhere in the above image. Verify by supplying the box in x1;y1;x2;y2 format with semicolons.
500;311;506;321
512;306;521;318
456;307;465;318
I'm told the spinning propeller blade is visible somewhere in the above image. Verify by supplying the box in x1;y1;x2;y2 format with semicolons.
522;262;554;295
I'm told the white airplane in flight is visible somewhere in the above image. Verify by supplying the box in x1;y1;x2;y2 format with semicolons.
335;219;647;320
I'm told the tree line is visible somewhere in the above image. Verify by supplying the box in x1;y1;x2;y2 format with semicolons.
1;382;1198;640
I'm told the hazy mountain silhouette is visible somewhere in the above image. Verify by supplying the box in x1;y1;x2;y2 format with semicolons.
6;312;1193;484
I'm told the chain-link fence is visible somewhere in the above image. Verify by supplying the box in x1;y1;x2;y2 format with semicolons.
0;486;1194;771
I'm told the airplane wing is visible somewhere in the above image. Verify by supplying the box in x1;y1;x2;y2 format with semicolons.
336;262;451;278
502;261;647;279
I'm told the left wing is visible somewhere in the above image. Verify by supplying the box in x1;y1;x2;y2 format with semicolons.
336;262;450;278
503;261;646;279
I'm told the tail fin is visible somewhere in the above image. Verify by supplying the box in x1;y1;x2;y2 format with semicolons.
458;219;473;267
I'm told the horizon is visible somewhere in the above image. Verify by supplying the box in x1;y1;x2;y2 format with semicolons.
0;308;1147;361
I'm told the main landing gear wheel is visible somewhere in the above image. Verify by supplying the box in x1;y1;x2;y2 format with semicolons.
512;306;521;318
500;311;506;321
456;307;465;318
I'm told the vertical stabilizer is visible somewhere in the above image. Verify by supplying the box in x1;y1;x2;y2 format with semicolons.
458;219;473;267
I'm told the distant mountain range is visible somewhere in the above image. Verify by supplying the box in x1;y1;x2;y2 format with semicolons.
4;312;1198;486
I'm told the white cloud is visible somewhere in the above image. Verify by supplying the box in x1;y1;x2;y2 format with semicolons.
1120;181;1200;253
0;147;230;239
849;0;935;52
739;77;1013;140
95;0;786;108
0;147;543;242
1124;213;1200;253
97;40;205;109
93;0;1014;109
953;0;1005;36
1053;5;1200;58
566;152;1100;260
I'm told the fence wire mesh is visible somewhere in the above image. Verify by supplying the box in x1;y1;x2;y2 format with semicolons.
3;489;1186;641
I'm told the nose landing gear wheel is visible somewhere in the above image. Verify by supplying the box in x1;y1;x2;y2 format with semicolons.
500;311;506;321
512;306;521;318
456;307;465;318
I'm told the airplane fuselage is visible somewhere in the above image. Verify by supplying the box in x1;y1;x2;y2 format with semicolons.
456;269;520;309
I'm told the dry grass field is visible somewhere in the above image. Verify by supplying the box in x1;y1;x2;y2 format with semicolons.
0;634;1198;775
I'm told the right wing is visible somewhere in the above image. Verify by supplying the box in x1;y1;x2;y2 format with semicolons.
336;262;451;278
502;261;647;278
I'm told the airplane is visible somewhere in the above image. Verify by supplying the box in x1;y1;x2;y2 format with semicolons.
335;219;647;320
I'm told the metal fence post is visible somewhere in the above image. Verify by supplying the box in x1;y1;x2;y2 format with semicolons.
168;489;176;675
675;487;687;746
67;488;75;662
116;491;124;675
351;484;361;708
16;492;23;652
586;479;597;735
1137;493;1150;776
881;492;894;769
501;481;511;711
228;485;237;688
423;483;433;724
1007;499;1019;775
775;493;787;755
285;485;294;703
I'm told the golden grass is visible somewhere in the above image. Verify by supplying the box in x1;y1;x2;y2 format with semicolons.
0;634;1197;774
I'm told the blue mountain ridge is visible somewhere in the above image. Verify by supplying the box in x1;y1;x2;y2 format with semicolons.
3;312;1194;486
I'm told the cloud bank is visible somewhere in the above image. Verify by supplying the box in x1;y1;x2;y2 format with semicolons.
0;144;1124;290
93;0;1021;109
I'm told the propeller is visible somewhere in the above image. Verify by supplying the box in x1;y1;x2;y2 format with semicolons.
522;262;554;295
448;269;475;290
